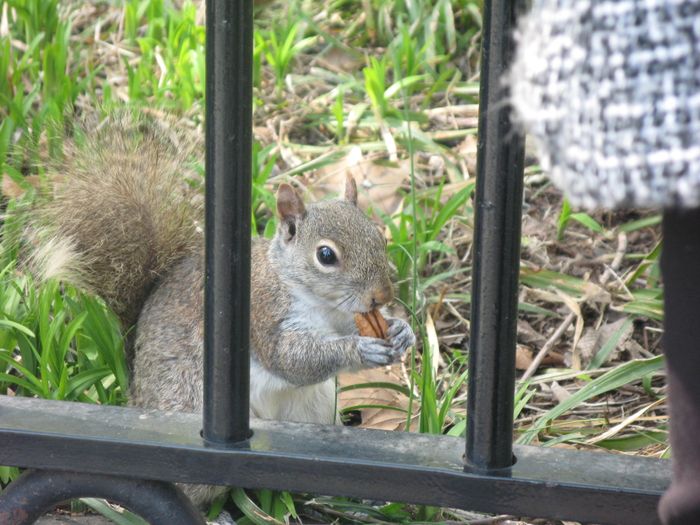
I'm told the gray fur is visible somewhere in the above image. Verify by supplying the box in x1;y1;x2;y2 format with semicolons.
28;115;416;507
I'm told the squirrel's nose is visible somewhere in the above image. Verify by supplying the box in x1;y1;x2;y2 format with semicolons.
370;281;394;308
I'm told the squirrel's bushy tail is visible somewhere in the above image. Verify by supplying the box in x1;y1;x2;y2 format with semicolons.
30;112;202;328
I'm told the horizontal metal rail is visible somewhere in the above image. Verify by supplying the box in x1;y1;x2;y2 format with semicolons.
0;396;669;525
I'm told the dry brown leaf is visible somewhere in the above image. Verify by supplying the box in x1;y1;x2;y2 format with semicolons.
544;381;571;404
312;147;408;215
338;364;419;431
455;134;478;176
314;46;364;74
577;328;599;366
516;344;564;371
543;351;566;367
515;345;533;371
253;126;275;144
623;338;650;360
581;280;612;304
578;317;634;368
517;320;546;345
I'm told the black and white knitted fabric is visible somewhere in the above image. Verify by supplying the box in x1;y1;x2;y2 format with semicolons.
510;0;700;210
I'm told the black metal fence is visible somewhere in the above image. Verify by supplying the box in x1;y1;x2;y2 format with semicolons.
0;1;670;524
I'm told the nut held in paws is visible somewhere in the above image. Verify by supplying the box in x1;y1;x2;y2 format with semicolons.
354;310;389;339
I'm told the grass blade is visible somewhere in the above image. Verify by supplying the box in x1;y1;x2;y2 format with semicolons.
519;356;664;444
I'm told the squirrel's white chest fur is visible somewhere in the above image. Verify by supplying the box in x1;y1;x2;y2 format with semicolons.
249;287;353;425
249;360;336;424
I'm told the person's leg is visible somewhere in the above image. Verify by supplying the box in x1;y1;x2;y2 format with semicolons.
659;208;700;524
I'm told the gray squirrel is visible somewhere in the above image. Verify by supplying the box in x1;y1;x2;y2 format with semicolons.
28;112;415;504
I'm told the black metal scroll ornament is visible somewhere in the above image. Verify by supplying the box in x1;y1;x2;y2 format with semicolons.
0;470;205;525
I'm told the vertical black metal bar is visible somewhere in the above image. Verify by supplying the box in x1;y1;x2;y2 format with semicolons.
203;0;254;445
658;209;700;523
466;0;525;471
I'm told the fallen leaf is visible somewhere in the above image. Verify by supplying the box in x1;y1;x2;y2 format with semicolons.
542;381;571;404
338;364;419;431
455;134;478;176
582;282;612;304
578;317;634;368
516;344;565;371
623;338;648;360
253;126;275;143
314;46;364;74
543;351;566;367
311;147;408;215
515;345;533;371
517;320;546;344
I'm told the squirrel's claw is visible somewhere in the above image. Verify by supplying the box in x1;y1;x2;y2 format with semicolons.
357;337;396;366
387;318;415;356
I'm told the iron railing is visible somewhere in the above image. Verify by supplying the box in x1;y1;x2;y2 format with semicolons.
0;1;671;524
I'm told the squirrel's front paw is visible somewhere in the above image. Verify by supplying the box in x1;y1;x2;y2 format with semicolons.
387;318;415;356
356;318;414;368
357;337;397;367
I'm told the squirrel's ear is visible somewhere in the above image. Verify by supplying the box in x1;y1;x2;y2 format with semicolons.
276;183;306;241
277;183;306;219
344;174;358;206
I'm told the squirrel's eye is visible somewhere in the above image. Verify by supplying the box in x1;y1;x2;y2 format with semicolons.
316;245;338;266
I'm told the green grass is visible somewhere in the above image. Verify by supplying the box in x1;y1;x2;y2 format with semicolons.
0;0;668;523
0;265;127;403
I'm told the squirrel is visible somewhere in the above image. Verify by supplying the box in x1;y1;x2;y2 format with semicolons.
27;112;415;504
